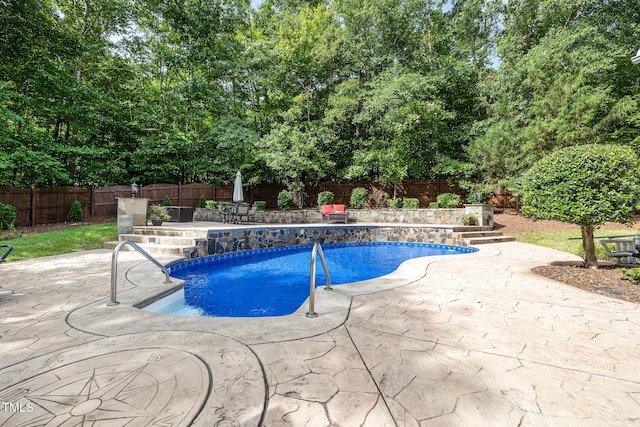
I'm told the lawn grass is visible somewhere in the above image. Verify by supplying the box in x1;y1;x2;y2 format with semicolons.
511;226;638;258
1;222;117;262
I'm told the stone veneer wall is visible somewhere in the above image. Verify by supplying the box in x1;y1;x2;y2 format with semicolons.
193;204;493;227
184;225;468;259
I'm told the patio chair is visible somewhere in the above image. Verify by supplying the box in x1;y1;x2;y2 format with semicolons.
320;204;348;224
223;204;237;223
599;237;640;265
235;204;250;223
244;205;258;223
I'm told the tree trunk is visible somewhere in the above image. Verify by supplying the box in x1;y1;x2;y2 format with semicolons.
581;225;598;269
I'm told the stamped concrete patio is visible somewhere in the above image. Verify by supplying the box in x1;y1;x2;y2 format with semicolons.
1;238;640;426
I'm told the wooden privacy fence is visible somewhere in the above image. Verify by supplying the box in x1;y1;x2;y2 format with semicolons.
0;184;232;227
1;179;513;227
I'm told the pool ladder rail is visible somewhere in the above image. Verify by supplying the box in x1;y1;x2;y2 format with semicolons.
108;241;330;316
307;243;332;318
0;244;13;263
109;240;172;306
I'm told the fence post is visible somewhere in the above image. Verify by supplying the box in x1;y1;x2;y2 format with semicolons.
30;186;36;227
90;187;95;218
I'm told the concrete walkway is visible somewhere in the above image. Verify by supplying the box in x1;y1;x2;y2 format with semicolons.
1;241;640;426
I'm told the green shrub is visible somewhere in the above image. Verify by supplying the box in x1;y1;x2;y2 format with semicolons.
317;191;334;207
402;198;419;209
198;195;206;208
428;202;439;209
436;193;462;208
618;268;640;285
350;187;368;209
254;201;267;211
161;195;172;206
205;200;217;209
148;204;171;222
277;190;291;210
460;213;479;225
68;200;84;222
0;203;17;230
388;197;402;209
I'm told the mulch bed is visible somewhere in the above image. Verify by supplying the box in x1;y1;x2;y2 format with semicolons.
533;264;640;305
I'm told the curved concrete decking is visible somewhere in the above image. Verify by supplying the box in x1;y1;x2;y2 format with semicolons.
1;241;640;426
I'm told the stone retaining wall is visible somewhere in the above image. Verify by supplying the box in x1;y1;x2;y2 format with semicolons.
194;204;493;227
184;225;468;258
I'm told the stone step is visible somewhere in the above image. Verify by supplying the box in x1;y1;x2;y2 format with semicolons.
453;229;516;245
103;241;186;256
465;235;517;245
455;231;505;239
131;226;208;238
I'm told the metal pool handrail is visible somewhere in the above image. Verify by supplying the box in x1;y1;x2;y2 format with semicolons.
108;240;172;306
307;243;332;318
0;244;13;262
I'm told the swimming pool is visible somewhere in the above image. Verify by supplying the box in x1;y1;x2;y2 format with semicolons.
153;242;476;317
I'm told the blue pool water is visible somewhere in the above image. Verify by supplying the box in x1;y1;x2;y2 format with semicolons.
164;242;476;318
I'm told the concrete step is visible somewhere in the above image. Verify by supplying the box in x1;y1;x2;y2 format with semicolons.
103;241;186;256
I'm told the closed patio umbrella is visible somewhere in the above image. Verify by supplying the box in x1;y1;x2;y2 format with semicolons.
233;170;244;202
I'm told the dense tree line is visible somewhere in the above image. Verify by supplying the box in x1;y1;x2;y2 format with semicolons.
1;0;639;203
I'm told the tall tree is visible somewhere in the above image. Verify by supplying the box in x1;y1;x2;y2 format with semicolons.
470;0;640;182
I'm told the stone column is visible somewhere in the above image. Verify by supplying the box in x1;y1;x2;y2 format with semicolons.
117;198;149;235
464;204;494;227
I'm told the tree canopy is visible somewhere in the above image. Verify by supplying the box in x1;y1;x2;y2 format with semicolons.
0;0;638;198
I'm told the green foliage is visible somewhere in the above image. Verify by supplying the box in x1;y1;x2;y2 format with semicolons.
460;213;479;225
277;190;292;211
148;205;170;222
68;201;84;222
161;196;172;207
198;196;206;208
0;203;17;230
389;198;402;209
618;268;640;285
402;198;419;209
428;202;439;209
458;181;495;204
2;0;638;194
317;191;334;207
521;145;640;227
436;193;462;208
205;200;217;209
350;188;368;209
471;3;640;181
253;201;267;211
